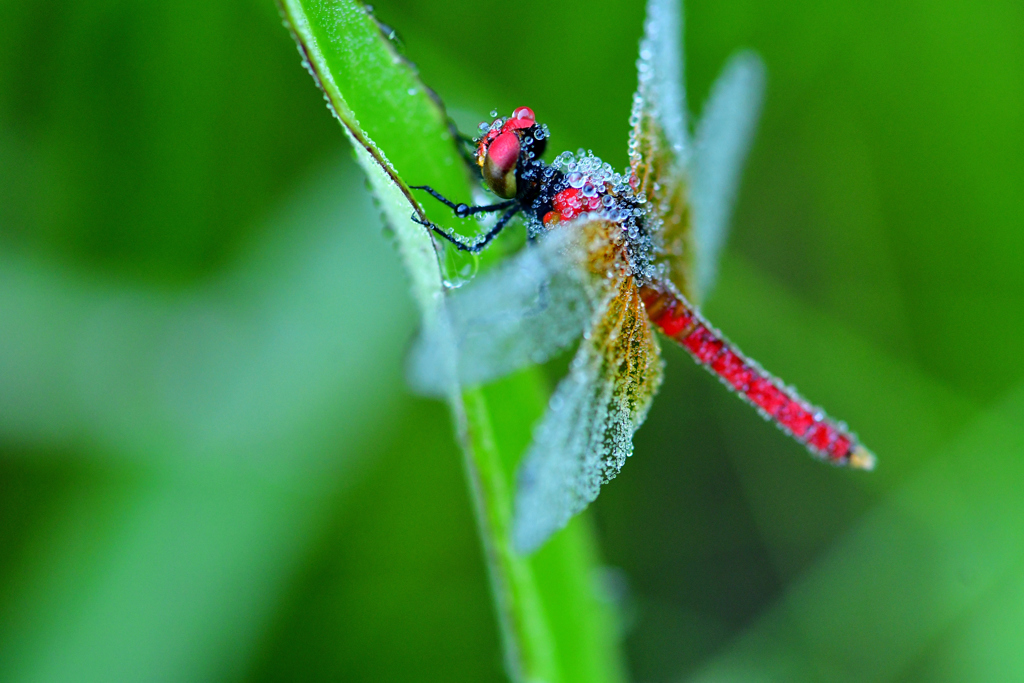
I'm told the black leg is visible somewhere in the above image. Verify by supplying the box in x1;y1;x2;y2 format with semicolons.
413;205;520;253
452;128;480;172
419;85;479;176
411;185;515;218
525;280;551;318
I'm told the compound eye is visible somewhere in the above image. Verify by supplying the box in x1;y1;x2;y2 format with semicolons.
482;131;520;199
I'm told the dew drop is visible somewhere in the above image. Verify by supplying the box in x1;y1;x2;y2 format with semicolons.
440;242;480;289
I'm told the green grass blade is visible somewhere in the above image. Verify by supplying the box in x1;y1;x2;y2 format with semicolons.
0;158;416;683
276;2;626;681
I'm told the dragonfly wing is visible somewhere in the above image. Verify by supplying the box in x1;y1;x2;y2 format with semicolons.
513;275;664;553
408;227;600;396
691;51;765;299
630;0;698;300
632;0;687;163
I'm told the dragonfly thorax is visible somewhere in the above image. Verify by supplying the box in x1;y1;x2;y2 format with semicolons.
544;150;658;281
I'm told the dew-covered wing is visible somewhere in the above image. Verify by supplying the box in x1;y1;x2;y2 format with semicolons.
631;0;687;167
407;227;601;396
629;0;697;301
690;51;765;299
512;275;664;553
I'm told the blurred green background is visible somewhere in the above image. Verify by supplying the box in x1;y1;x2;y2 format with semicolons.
1;0;1022;681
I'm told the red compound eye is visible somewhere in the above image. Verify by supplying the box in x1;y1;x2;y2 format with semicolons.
487;132;519;174
476;129;499;166
482;131;520;199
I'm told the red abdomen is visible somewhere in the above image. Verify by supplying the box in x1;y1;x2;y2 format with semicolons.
639;283;875;469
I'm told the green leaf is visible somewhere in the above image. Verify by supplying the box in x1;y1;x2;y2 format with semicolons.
277;1;626;681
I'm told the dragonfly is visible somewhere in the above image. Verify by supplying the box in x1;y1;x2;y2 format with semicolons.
409;0;875;554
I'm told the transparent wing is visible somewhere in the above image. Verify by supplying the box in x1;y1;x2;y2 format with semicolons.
691;51;765;299
512;275;664;553
407;226;602;396
631;0;687;166
629;0;698;301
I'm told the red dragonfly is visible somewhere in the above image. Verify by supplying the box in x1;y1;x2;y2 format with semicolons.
410;0;874;553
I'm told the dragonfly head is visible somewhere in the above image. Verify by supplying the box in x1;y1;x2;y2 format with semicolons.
476;106;547;199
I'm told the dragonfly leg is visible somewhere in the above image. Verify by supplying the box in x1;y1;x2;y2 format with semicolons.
416;83;480;175
411;185;516;218
452;128;480;173
412;205;520;253
519;280;551;319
